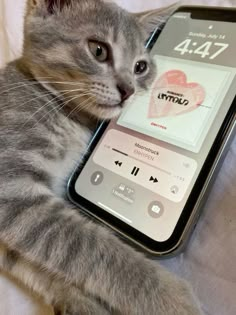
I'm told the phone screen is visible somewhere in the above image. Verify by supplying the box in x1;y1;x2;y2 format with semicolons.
72;10;236;244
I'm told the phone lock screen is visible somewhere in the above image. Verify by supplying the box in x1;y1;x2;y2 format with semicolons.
70;10;236;247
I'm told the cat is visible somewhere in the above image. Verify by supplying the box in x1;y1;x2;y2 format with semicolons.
0;0;203;314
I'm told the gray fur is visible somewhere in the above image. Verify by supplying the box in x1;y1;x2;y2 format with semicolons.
0;0;202;314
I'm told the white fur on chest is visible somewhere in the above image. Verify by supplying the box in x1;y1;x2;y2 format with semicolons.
44;118;92;197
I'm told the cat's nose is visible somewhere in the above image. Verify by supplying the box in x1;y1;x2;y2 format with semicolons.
117;84;135;102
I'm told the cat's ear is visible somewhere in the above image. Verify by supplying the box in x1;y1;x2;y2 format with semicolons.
28;0;72;14
135;4;178;37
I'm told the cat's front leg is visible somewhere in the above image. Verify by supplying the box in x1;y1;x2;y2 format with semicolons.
56;296;112;315
0;242;112;315
0;187;202;315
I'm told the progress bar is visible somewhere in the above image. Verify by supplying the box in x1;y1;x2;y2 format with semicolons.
112;147;171;175
98;202;132;224
112;148;128;156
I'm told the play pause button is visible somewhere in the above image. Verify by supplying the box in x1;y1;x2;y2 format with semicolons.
131;166;140;176
149;176;158;183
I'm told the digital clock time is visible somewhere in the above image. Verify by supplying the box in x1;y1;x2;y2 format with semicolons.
174;39;229;60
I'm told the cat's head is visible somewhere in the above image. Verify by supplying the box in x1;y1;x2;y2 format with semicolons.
23;0;173;119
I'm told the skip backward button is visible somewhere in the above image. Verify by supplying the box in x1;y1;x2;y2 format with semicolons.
115;161;122;167
149;176;158;183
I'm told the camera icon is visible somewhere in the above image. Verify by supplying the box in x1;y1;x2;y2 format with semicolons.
148;201;164;218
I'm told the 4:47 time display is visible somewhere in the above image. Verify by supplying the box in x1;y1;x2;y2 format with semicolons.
174;39;229;60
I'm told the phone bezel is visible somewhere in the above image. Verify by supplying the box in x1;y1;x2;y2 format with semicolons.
67;6;236;255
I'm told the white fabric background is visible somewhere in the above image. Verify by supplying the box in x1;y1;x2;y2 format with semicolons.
0;1;235;315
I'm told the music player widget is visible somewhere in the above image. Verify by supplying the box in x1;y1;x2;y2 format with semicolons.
93;129;197;203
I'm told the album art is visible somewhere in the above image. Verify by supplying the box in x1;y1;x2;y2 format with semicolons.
118;56;232;153
148;69;205;119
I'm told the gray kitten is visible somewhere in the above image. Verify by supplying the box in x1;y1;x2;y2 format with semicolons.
0;0;202;314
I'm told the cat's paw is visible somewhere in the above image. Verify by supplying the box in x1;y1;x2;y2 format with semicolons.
153;269;202;315
137;265;203;315
119;260;203;315
63;308;111;315
62;298;112;315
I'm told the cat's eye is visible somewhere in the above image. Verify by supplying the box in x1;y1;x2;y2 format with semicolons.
88;40;109;62
134;61;148;75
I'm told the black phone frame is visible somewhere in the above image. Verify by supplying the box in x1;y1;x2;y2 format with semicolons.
68;6;236;255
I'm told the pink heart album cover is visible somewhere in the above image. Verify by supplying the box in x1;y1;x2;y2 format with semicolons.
148;70;206;118
118;56;233;153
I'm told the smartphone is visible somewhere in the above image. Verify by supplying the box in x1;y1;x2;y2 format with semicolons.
68;6;236;256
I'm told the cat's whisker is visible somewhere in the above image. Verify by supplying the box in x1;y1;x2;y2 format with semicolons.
41;95;79;123
78;96;97;111
0;83;89;99
44;93;93;125
70;98;98;123
34;93;94;128
8;91;64;114
0;78;56;93
20;90;80;129
1;91;58;110
0;81;90;96
0;76;53;89
4;87;89;114
65;96;95;120
82;101;97;116
59;93;94;117
39;81;90;87
54;92;94;115
0;75;91;90
42;95;82;126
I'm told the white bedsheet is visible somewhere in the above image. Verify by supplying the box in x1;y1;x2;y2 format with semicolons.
0;1;235;315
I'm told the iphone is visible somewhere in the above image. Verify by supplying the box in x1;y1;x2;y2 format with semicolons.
68;6;236;256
